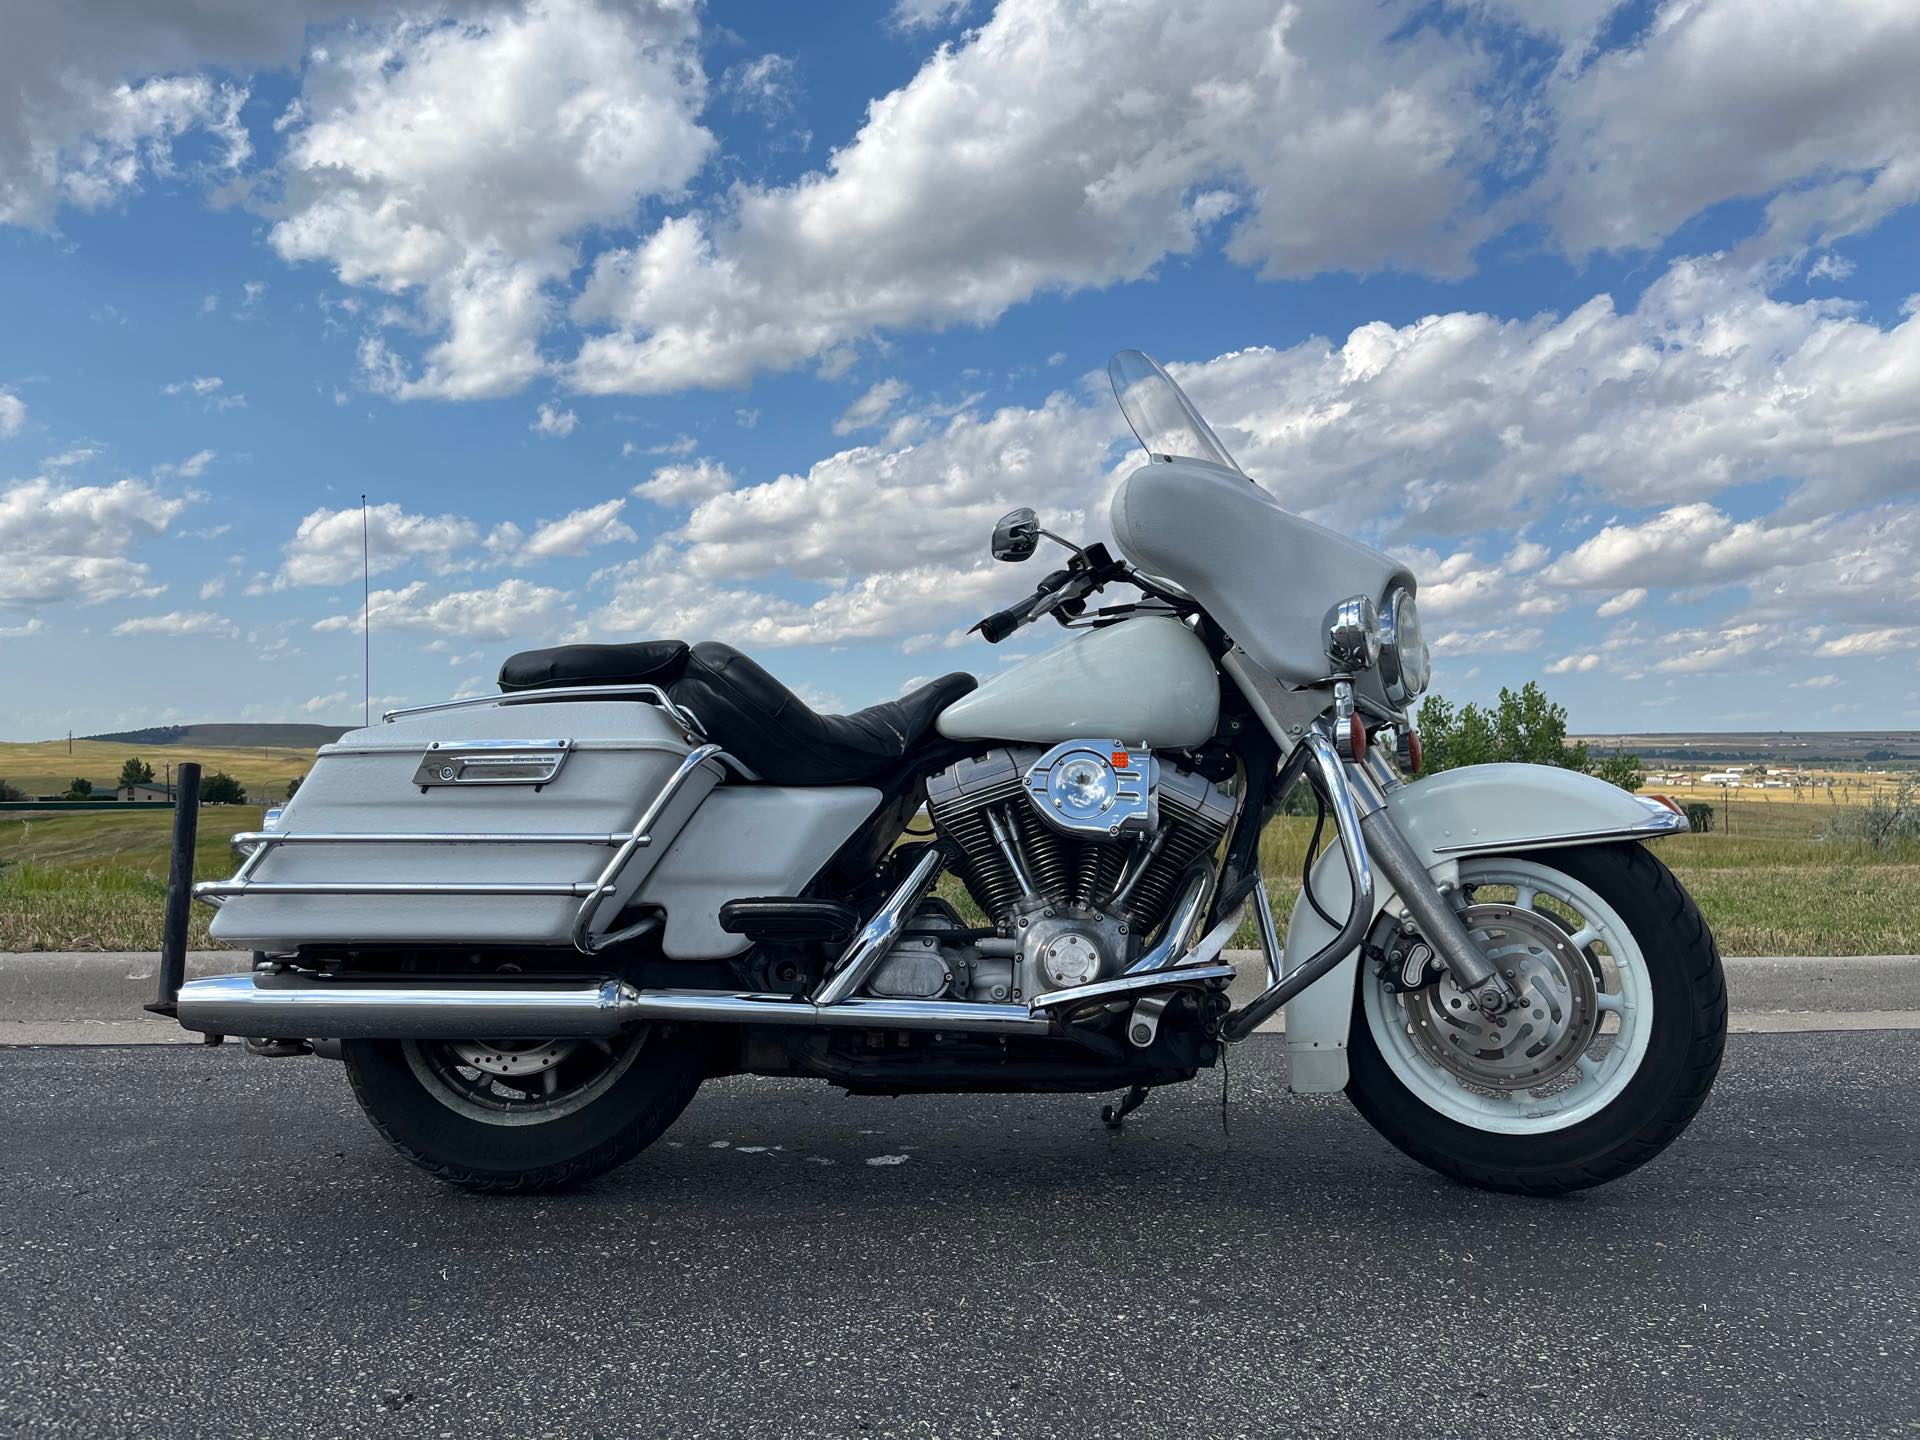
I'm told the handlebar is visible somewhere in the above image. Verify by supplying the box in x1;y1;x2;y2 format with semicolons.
970;542;1179;644
973;569;1073;643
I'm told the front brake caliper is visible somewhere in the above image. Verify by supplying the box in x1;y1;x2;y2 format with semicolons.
1368;919;1444;995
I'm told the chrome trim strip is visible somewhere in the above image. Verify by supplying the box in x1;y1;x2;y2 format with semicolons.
383;683;704;737
195;879;602;898
812;846;946;1006
1029;962;1237;1014
232;831;629;850
1429;808;1689;855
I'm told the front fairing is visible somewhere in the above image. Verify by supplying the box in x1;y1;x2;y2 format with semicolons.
1109;456;1414;694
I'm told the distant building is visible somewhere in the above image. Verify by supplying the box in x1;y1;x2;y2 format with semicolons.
118;782;176;803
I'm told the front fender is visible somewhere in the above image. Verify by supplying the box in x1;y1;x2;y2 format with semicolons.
1277;763;1685;1094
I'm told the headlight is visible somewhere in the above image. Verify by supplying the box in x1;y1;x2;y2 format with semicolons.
1325;594;1381;672
1379;586;1429;704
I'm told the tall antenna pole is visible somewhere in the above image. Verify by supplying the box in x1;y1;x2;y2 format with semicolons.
361;493;371;728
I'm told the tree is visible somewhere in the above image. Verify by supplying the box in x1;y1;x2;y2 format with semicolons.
1415;681;1644;793
65;777;94;799
285;775;304;800
201;771;247;805
1588;751;1646;793
117;757;155;790
0;779;25;802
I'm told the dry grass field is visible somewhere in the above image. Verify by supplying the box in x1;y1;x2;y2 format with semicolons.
1;777;1913;956
0;806;268;951
0;738;314;799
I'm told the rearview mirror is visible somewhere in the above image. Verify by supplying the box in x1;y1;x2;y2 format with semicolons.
991;507;1039;562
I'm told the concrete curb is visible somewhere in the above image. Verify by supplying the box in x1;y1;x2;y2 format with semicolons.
2;949;1917;1045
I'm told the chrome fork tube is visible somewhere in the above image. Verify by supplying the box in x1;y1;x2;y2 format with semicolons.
1343;746;1514;1012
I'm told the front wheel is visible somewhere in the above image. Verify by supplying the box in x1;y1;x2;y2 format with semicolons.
343;1026;706;1192
1345;843;1726;1195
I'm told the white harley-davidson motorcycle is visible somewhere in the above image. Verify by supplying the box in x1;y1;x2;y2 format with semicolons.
160;351;1725;1195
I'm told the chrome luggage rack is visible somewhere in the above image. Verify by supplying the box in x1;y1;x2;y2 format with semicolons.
383;681;706;741
194;679;729;956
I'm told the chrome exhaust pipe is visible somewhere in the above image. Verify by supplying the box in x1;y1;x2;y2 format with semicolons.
175;973;1055;1040
176;974;648;1040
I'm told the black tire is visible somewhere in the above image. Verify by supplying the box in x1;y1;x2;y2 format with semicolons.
1345;842;1726;1196
343;1028;705;1193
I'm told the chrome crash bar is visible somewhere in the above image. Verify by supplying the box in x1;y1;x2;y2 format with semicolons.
1220;729;1375;1042
192;744;726;956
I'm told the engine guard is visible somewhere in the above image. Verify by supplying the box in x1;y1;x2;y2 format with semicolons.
1277;762;1686;1094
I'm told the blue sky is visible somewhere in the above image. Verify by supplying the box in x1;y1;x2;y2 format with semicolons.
2;0;1917;739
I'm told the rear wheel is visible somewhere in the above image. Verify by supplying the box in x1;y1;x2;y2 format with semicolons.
1345;843;1725;1195
343;1026;704;1192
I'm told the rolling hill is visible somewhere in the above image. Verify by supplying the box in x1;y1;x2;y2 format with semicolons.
80;723;352;749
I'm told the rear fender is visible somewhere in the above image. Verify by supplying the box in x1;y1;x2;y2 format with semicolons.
1279;763;1685;1094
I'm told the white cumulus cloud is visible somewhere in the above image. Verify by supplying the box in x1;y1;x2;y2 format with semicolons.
315;577;572;641
277;502;480;587
271;0;713;400
571;0;1494;393
0;476;187;612
112;609;239;638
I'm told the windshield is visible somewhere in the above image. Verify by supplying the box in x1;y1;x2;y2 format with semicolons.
1109;349;1241;473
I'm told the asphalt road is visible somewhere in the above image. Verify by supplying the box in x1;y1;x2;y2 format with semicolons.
2;1035;1915;1439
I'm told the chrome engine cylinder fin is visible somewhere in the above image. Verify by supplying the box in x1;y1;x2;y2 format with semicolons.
926;743;1233;943
925;748;1036;919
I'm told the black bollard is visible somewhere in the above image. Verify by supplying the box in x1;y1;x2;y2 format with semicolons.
145;762;202;1017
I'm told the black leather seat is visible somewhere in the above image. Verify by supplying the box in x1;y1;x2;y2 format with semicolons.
497;638;976;786
499;639;691;691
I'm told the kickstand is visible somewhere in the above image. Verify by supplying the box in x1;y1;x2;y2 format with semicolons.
1101;1084;1150;1130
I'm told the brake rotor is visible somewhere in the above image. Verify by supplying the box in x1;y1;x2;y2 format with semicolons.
1399;904;1599;1091
448;1039;580;1078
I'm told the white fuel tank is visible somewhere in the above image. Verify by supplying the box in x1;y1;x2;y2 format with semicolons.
935;614;1219;747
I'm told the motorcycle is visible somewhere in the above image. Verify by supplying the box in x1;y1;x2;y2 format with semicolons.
159;350;1726;1195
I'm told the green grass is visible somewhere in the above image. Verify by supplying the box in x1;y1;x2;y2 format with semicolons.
0;808;265;951
2;797;1913;956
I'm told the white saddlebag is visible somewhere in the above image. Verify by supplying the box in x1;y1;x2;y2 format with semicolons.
207;699;718;950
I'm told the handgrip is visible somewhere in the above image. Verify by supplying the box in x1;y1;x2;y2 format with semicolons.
975;603;1029;644
972;569;1072;643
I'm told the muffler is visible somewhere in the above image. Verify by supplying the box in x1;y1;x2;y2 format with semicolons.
175;973;648;1040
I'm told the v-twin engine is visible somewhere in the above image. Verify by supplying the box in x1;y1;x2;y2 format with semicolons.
880;742;1234;1004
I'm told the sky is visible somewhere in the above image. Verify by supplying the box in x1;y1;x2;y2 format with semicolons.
1;0;1917;739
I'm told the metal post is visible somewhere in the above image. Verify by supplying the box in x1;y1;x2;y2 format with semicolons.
145;762;201;1017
